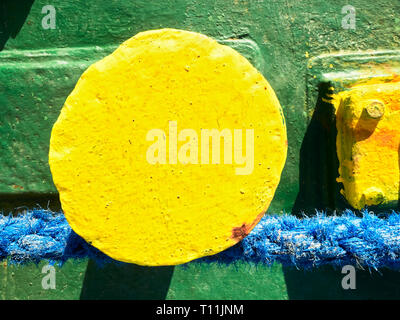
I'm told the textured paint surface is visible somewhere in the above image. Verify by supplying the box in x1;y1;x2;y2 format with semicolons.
335;81;400;209
304;50;400;212
49;29;287;266
2;0;400;299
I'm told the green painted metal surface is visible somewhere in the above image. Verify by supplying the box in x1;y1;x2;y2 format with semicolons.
1;0;400;299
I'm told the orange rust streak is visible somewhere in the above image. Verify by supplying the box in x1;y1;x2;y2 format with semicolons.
230;211;264;242
369;128;400;149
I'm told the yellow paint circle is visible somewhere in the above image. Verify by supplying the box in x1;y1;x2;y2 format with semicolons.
49;29;287;266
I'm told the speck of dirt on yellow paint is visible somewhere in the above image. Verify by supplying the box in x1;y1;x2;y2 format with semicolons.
49;28;287;266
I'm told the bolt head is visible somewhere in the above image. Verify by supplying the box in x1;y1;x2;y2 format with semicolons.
365;100;385;119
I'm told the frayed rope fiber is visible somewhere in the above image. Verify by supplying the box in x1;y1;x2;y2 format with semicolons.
2;208;400;270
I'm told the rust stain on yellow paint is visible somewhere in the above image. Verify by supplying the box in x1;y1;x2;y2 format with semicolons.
333;78;400;209
231;211;264;242
49;29;287;266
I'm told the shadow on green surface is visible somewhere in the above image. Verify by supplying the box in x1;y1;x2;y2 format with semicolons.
80;259;174;300
292;82;347;216
284;266;400;299
0;0;35;50
0;193;61;215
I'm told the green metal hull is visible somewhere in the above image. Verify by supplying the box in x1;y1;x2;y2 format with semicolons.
1;0;400;299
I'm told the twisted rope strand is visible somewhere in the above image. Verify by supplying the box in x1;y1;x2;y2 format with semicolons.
1;208;400;270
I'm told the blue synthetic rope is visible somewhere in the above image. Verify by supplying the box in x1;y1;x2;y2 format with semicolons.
1;208;400;270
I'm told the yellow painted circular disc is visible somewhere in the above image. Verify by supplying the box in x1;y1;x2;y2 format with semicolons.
49;29;287;266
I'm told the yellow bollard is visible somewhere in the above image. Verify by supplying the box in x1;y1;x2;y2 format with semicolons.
49;29;287;266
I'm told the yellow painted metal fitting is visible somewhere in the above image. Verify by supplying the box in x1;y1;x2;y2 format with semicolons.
334;81;400;209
